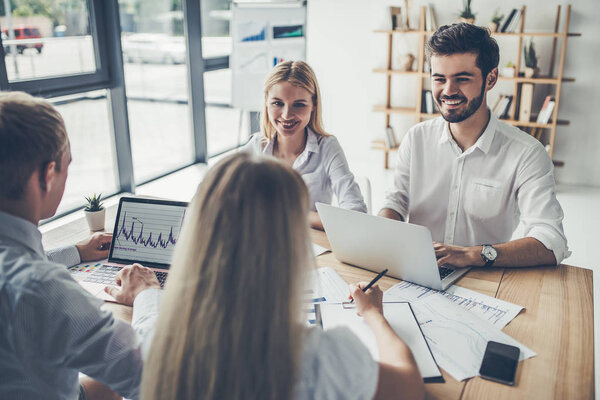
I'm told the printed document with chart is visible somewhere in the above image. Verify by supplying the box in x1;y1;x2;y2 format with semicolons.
384;281;536;381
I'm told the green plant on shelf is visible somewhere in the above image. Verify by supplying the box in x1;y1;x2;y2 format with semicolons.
491;9;504;24
523;40;538;69
84;193;104;212
458;0;476;20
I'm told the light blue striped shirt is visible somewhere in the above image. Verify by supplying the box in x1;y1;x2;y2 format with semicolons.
0;210;161;400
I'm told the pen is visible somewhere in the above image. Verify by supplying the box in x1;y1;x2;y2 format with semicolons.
350;268;388;303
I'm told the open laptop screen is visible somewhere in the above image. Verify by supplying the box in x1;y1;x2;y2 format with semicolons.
108;197;188;269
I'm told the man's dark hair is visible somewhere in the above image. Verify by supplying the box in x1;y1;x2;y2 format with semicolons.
426;23;500;77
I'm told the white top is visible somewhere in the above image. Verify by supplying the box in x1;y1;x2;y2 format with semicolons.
294;327;378;400
382;113;570;264
242;129;367;213
0;210;161;400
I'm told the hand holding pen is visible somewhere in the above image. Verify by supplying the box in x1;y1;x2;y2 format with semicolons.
347;268;388;316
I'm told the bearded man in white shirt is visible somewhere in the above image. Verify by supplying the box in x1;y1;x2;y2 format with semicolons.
379;23;569;269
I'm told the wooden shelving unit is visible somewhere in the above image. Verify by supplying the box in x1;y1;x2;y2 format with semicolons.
372;5;580;169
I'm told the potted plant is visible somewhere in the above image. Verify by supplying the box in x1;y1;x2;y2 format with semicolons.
488;9;504;32
84;193;105;231
523;40;539;78
458;0;476;24
501;61;516;78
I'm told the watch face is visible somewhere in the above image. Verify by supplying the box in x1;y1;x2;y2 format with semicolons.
483;245;497;260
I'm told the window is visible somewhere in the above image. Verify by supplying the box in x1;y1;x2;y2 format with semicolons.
119;0;195;183
2;0;96;82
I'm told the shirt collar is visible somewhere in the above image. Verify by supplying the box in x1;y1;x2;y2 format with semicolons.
439;109;497;155
263;127;320;155
0;210;45;258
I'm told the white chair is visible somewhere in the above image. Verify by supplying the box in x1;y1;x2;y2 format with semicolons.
355;175;372;214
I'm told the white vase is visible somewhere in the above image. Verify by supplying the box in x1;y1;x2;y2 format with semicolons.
85;208;106;231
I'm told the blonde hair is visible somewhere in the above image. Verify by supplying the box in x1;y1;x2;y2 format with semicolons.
142;152;312;400
0;91;68;199
261;60;329;141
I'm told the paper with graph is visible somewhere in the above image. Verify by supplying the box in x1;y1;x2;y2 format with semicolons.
384;281;523;328
384;281;535;381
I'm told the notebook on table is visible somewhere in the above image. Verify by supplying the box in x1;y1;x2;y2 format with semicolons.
77;197;188;302
318;302;443;383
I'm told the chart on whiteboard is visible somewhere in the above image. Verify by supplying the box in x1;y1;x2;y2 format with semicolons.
111;201;186;265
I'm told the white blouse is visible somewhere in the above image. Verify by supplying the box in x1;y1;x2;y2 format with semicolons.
242;129;367;213
294;327;379;400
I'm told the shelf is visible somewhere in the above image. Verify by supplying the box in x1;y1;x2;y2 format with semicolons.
502;119;569;128
492;32;581;37
373;69;425;76
371;139;399;152
498;76;575;84
374;29;424;34
373;105;415;115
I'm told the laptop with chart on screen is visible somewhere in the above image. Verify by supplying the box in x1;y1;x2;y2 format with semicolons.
78;197;188;302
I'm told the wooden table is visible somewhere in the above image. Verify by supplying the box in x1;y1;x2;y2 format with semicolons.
42;212;595;400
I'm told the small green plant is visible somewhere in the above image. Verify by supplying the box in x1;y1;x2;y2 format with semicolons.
523;40;538;69
84;193;104;212
459;0;476;19
491;9;504;24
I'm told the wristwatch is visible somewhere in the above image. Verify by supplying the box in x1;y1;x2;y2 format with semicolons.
481;244;498;267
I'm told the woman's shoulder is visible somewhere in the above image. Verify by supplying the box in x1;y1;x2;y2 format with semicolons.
241;132;268;153
295;327;378;400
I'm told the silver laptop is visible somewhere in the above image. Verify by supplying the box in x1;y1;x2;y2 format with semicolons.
79;197;188;302
316;203;470;290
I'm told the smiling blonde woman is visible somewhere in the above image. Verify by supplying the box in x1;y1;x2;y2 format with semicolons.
242;61;367;229
141;152;424;400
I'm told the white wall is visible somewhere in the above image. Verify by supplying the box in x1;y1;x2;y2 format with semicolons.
306;0;600;187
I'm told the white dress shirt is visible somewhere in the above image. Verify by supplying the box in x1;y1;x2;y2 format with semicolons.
294;327;378;400
242;128;367;213
382;112;570;264
0;210;162;400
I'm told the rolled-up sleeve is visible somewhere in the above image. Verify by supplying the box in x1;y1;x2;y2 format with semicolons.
323;137;367;213
381;130;412;219
516;144;570;264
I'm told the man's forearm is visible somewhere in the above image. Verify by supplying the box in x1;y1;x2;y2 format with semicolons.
460;237;557;268
494;237;557;267
378;208;404;221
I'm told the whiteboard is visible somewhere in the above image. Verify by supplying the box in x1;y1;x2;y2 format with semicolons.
231;1;306;111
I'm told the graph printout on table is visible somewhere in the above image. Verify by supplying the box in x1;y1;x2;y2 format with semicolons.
111;201;186;265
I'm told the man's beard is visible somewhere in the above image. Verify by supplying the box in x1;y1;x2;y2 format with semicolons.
437;81;486;123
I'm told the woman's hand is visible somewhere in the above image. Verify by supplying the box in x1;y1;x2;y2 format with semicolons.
349;282;383;317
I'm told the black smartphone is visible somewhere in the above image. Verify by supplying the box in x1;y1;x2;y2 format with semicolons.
479;341;520;385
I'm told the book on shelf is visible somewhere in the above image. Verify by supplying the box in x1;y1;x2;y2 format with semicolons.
493;94;513;119
536;96;556;124
425;4;438;32
384;125;397;148
507;9;522;32
421;90;435;114
519;83;534;122
390;6;405;30
501;9;517;32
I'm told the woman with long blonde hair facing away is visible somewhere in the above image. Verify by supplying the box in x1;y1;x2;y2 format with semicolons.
242;60;367;229
141;152;424;400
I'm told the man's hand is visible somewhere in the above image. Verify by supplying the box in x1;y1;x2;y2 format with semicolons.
104;264;160;306
433;242;483;268
76;232;112;262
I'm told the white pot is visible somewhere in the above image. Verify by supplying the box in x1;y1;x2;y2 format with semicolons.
85;208;106;231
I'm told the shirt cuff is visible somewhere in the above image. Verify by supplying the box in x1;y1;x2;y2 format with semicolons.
46;245;81;267
526;227;571;265
132;288;163;359
380;200;407;220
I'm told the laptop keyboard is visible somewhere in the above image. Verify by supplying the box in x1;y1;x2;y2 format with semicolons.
438;265;454;280
83;265;167;288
